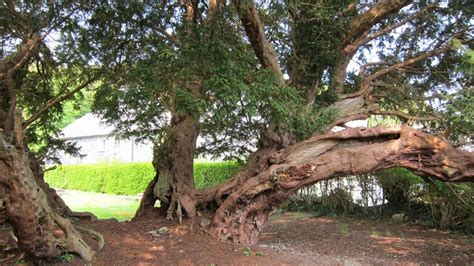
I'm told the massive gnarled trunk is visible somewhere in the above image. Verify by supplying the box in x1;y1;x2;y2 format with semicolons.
0;121;94;261
167;111;200;218
0;35;98;261
136;0;211;221
135;111;200;221
205;126;473;244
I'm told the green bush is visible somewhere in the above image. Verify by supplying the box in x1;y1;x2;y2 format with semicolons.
375;167;424;209
424;181;474;233
194;162;241;189
45;161;240;195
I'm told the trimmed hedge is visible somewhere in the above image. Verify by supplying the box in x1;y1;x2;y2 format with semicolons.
45;162;240;195
194;162;241;189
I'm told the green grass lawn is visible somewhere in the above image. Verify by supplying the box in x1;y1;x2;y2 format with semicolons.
69;202;139;221
58;189;140;221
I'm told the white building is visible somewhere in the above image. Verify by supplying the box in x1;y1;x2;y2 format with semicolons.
57;113;153;165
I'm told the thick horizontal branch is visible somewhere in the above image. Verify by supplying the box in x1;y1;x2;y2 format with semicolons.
214;126;473;222
210;125;473;243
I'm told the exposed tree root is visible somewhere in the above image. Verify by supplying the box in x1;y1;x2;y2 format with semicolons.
50;212;94;262
77;225;105;249
135;174;159;218
69;211;98;222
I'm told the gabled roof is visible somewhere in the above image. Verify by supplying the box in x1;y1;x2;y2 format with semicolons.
59;113;114;140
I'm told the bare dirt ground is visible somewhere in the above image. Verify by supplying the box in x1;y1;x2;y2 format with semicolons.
2;212;473;265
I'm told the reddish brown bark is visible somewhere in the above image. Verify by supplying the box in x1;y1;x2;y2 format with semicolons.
29;154;72;215
0;130;94;261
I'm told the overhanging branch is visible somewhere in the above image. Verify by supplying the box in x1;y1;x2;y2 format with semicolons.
367;45;450;81
22;75;99;129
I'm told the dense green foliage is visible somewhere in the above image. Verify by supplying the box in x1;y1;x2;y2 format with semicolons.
86;3;320;160
0;1;106;165
55;90;94;129
77;0;473;162
45;162;240;195
424;180;474;232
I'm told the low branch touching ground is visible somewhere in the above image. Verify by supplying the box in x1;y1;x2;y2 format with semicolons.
208;126;473;244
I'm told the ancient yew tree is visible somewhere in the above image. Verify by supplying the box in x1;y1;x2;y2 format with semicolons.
90;0;473;244
0;0;472;262
0;1;108;261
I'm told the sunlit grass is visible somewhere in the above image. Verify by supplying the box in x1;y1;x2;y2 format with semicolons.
58;189;140;221
68;202;139;221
